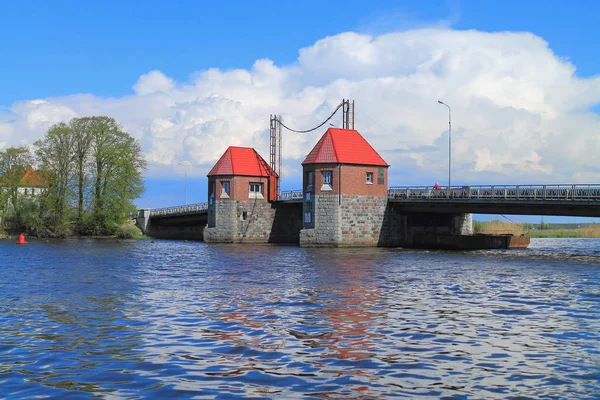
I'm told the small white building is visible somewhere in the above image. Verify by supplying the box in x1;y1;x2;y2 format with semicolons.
0;165;48;196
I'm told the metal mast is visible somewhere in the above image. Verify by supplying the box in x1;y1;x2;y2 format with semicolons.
341;99;355;129
277;114;282;199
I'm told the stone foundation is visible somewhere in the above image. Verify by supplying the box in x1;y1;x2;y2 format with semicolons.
205;200;302;244
300;194;387;247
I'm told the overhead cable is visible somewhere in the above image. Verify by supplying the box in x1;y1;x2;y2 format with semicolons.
501;214;528;233
274;102;344;134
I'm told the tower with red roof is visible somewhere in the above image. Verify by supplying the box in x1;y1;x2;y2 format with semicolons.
204;146;281;243
300;128;389;247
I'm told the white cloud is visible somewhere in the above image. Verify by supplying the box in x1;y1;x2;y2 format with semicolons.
1;28;599;188
133;70;176;95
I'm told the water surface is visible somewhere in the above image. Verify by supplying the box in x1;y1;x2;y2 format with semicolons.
0;238;598;398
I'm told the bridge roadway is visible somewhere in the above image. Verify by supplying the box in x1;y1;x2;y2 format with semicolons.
388;184;600;217
148;184;600;218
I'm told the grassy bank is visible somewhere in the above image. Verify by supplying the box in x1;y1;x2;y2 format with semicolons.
474;220;600;238
529;225;600;238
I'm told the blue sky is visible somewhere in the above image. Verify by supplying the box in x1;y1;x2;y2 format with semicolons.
1;0;599;223
2;0;598;106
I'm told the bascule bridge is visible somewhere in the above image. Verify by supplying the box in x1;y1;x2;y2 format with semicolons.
137;100;600;247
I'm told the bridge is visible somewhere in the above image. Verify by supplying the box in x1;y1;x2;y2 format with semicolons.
146;184;600;219
388;184;600;217
137;185;600;244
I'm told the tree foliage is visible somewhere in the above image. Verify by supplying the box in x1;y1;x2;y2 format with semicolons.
0;146;34;221
0;116;146;237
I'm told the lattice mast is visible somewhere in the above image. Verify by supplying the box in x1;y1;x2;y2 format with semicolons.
269;114;282;200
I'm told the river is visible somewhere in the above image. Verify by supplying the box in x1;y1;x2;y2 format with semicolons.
0;238;598;398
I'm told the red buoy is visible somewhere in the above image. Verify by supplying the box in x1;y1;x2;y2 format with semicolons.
17;234;27;245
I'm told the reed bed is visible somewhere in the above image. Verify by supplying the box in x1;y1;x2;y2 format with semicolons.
474;220;600;238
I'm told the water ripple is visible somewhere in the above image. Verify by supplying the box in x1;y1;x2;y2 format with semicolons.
0;238;598;398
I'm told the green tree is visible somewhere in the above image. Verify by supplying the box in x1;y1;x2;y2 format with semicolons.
88;116;146;234
70;117;94;230
34;122;76;236
4;116;145;237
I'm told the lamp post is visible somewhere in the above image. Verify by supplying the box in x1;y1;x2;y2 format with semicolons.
178;162;188;205
437;100;451;189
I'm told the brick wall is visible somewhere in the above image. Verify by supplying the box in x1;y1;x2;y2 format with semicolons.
301;164;389;239
302;164;388;196
209;175;272;202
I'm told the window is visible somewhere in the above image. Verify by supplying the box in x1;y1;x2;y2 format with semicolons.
249;182;264;199
307;171;313;189
366;172;373;184
304;211;312;223
221;181;230;198
321;171;333;191
378;168;385;184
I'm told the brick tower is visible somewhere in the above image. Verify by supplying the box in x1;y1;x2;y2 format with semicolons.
299;128;389;247
204;146;278;243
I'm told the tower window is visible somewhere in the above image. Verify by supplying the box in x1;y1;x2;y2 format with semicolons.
249;182;264;199
321;171;333;191
221;181;230;198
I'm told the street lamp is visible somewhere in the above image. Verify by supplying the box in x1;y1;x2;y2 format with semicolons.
437;100;451;189
178;162;188;205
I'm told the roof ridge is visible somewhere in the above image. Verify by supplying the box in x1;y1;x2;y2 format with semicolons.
330;128;340;162
315;131;327;163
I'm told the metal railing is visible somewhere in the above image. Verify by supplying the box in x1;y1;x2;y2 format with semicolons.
150;202;209;217
280;190;303;201
148;184;600;217
388;184;600;201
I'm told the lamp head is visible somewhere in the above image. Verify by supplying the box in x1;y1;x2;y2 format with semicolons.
437;100;443;104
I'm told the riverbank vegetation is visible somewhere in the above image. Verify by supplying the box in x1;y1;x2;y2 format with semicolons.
474;220;600;238
0;116;145;237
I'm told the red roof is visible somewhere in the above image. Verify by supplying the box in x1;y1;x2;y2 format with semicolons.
20;165;48;186
0;165;48;187
302;128;388;166
207;146;276;177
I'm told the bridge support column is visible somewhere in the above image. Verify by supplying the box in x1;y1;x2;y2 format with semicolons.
136;208;151;235
454;213;473;235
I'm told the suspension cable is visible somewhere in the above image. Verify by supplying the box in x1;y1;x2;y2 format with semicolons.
274;101;344;133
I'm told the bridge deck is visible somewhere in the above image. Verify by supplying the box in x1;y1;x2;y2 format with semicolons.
148;185;600;218
388;185;600;217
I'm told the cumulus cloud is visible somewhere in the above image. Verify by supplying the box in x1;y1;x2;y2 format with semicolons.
133;70;176;95
1;28;599;187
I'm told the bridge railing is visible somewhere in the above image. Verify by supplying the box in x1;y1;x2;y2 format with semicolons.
280;190;303;201
150;202;209;217
388;184;600;201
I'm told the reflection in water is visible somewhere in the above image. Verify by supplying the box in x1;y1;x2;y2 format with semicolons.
0;239;599;398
